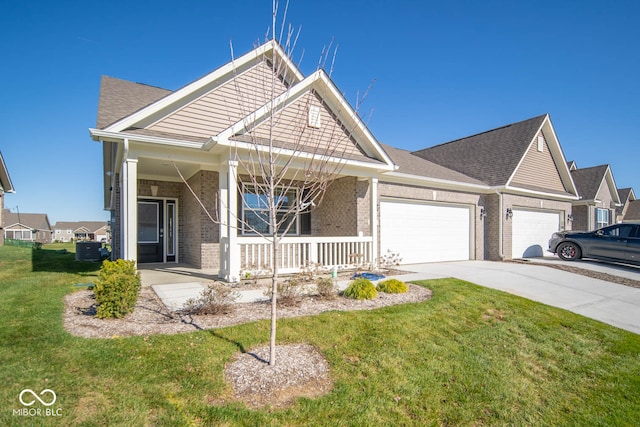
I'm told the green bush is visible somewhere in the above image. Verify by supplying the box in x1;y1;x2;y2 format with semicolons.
343;278;377;300
376;278;408;294
93;259;141;319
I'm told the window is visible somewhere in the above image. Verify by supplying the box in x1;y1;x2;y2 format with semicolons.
240;184;300;235
6;229;32;240
601;224;634;237
596;208;609;229
138;202;159;243
537;135;545;152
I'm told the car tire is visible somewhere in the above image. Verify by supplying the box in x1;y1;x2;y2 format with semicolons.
557;242;581;261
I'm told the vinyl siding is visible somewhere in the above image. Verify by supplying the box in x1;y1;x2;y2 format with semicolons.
149;61;289;138
510;132;566;193
595;180;616;209
247;91;364;159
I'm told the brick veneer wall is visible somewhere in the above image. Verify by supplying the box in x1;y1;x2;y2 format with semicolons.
181;171;220;269
483;193;501;260
571;205;588;231
315;176;361;237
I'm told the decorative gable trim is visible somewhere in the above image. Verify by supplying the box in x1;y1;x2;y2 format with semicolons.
0;151;15;193
506;114;578;199
596;165;621;206
214;69;395;170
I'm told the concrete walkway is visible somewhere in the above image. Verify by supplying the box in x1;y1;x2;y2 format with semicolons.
148;259;640;335
399;260;640;335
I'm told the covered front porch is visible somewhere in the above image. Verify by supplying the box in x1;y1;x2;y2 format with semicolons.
108;145;381;282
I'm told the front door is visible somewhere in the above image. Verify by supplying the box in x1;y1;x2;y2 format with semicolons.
138;200;163;263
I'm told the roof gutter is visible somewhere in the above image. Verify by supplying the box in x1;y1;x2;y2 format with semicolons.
502;184;579;201
381;171;491;192
218;137;396;173
89;128;203;149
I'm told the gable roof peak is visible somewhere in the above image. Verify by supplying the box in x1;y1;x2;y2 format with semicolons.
99;40;305;133
410;114;552;187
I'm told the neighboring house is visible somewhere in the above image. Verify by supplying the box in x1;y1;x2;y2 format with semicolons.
411;114;579;259
622;199;640;223
2;209;53;244
52;221;110;242
616;188;636;223
568;162;620;231
90;40;579;280
0;151;16;245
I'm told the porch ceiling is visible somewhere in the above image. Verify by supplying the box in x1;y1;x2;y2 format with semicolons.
137;157;203;180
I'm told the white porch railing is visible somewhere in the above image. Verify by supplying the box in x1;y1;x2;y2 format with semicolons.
238;236;373;274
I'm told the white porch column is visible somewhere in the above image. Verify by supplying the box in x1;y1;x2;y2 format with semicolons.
219;160;240;282
121;157;138;262
370;177;378;267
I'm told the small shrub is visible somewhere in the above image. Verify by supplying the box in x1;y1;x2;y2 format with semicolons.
94;259;141;319
264;279;303;307
343;278;377;300
316;277;337;300
180;282;239;315
376;278;408;294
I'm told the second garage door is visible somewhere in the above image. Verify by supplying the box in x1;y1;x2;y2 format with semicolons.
511;209;560;258
380;199;471;264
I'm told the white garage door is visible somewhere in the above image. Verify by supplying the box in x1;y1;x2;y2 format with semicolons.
511;209;560;258
380;200;471;264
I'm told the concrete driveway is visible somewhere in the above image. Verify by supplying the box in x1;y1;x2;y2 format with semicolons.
396;259;640;335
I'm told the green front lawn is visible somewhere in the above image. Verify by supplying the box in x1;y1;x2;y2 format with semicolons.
1;245;639;426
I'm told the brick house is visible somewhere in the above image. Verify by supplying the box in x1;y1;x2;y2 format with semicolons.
0;151;15;245
410;114;578;259
90;41;579;280
616;188;636;223
569;163;620;230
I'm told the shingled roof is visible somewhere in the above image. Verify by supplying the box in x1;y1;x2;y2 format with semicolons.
53;221;108;233
570;164;610;201
616;187;635;216
1;209;51;231
97;76;170;129
411;114;548;186
624;200;640;222
381;144;486;186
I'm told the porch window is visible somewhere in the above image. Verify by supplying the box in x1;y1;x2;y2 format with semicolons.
6;229;32;240
240;184;303;235
596;208;609;229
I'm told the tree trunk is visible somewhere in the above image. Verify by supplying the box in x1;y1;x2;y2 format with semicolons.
269;238;278;366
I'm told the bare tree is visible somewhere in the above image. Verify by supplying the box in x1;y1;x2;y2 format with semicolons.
177;0;372;366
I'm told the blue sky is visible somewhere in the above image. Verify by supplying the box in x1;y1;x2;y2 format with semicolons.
1;0;639;224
